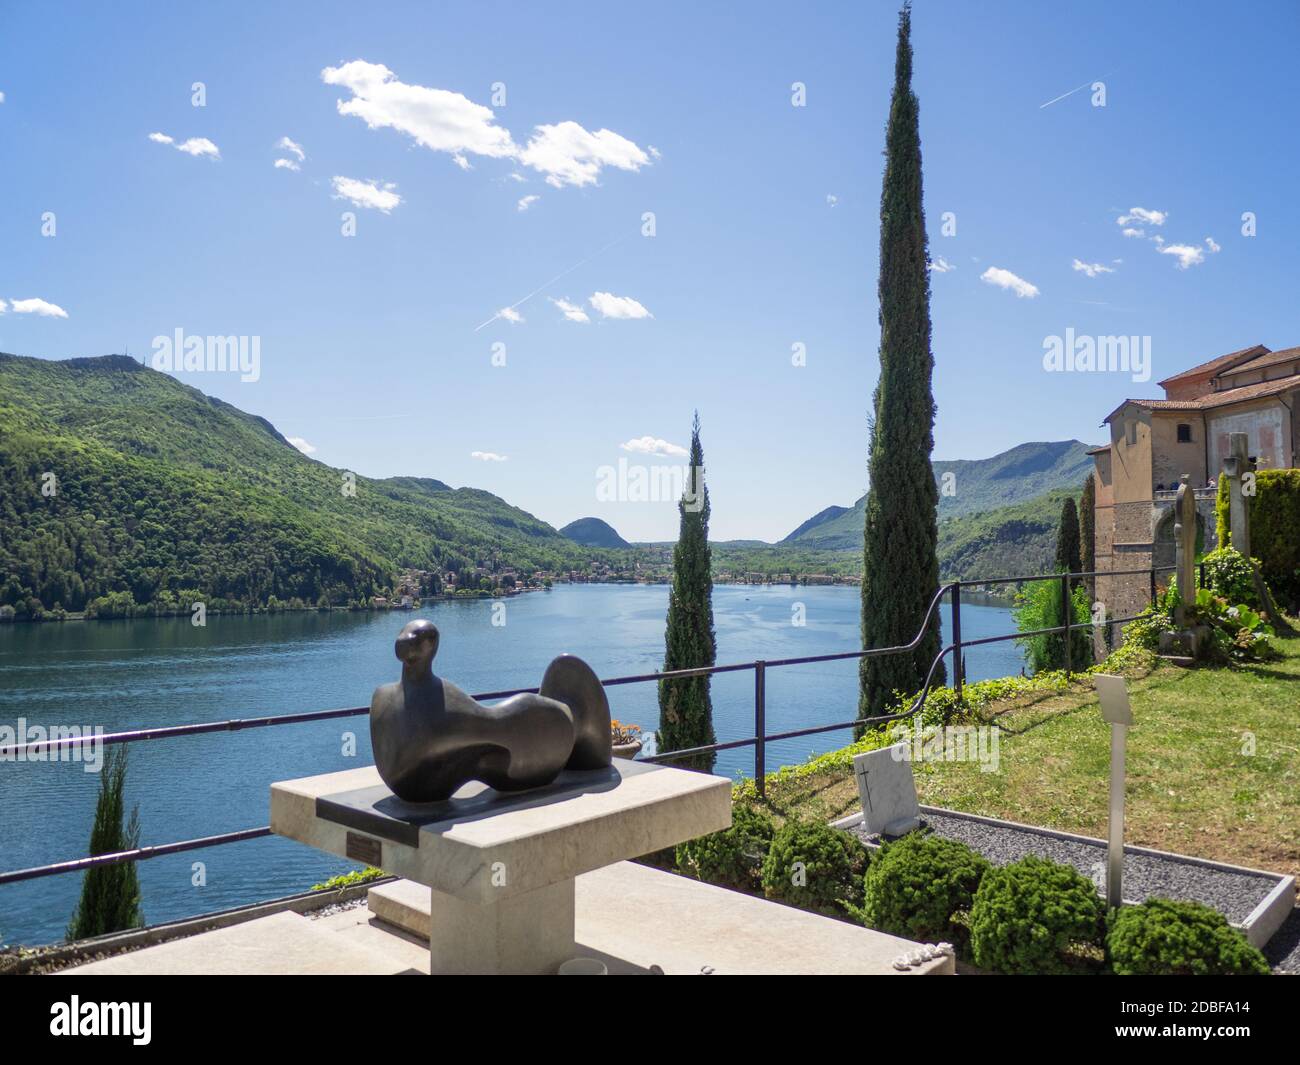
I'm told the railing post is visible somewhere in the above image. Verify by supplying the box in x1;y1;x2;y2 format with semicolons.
754;661;766;798
951;584;963;705
1061;573;1073;676
1149;567;1157;606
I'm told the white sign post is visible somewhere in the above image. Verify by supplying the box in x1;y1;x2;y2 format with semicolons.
1093;674;1133;909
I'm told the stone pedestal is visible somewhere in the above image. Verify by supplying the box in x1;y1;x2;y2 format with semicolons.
271;758;731;975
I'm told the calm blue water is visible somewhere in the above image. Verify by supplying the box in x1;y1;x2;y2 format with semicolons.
0;583;1019;945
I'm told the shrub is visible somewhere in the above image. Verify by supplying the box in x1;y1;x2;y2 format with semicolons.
1107;898;1270;975
1249;469;1300;609
1186;588;1277;663
761;820;869;918
1122;603;1173;652
862;832;990;943
676;803;774;893
1013;577;1091;674
1199;547;1258;607
311;866;386;892
969;856;1105;974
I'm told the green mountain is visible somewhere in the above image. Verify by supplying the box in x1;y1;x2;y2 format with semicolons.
936;488;1074;583
0;353;586;615
781;440;1098;550
559;517;629;548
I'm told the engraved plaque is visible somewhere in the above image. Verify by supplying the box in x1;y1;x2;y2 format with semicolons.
345;831;382;867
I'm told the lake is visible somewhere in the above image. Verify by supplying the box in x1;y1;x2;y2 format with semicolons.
0;583;1021;945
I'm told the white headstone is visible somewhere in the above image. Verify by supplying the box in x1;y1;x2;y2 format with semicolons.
853;744;921;837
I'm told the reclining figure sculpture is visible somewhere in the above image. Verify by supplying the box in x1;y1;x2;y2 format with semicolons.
369;619;613;802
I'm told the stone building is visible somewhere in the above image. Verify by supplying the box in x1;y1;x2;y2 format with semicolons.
1090;343;1300;643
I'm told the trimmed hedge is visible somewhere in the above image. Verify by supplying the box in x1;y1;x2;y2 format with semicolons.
862;832;990;944
1218;468;1300;608
1107;898;1270;975
760;820;869;918
969;856;1105;974
675;803;774;893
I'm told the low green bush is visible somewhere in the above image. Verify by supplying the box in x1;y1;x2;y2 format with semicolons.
1199;546;1258;607
1107;898;1270;975
311;866;385;892
969;856;1105;974
760;820;869;918
675;803;774;892
862;832;990;943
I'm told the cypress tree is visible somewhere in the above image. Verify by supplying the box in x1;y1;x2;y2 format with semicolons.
1055;495;1082;581
68;744;143;940
1079;473;1096;592
860;2;944;726
658;413;717;772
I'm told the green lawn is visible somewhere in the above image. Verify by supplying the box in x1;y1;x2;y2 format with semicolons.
756;634;1300;879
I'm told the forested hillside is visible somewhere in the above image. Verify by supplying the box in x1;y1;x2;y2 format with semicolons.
0;353;585;617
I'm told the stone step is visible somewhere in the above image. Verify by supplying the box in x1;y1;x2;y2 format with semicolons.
62;910;420;976
368;863;953;975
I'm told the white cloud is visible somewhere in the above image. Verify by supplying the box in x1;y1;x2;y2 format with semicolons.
1072;258;1115;278
518;121;650;188
471;451;508;462
826;194;839;207
1205;236;1221;253
0;91;5;104
175;137;220;158
274;158;301;171
149;132;220;159
0;299;5;313
321;60;517;162
507;172;526;182
550;297;590;323
928;256;955;273
588;291;652;319
516;194;540;212
1117;206;1166;227
1121;227;1145;238
497;306;523;324
1158;242;1206;270
321;60;651;189
8;297;68;318
620;436;688;459
287;437;317;455
979;267;1039;298
277;136;306;161
330;176;402;212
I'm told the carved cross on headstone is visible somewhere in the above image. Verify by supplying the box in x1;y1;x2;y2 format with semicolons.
1173;474;1197;626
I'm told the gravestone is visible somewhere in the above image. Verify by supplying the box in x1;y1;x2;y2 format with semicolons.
1221;432;1253;558
853;744;920;837
1172;474;1197;627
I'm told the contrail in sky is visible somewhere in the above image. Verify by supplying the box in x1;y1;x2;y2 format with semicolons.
1039;70;1116;109
473;232;632;331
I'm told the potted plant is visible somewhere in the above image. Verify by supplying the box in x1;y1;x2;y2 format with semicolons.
610;719;642;760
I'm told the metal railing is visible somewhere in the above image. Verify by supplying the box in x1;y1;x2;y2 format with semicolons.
0;563;1178;889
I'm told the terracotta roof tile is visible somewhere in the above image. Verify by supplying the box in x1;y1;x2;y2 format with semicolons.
1217;345;1300;377
1107;375;1300;422
1156;344;1269;387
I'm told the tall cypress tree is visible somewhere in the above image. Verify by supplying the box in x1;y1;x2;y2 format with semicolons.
1079;473;1096;592
68;744;143;940
658;412;717;772
860;2;943;726
1055;495;1082;581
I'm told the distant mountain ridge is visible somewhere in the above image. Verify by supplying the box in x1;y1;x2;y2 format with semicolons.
559;517;629;548
782;440;1098;550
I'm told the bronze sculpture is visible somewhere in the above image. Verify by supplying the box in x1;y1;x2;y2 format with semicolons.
369;619;613;802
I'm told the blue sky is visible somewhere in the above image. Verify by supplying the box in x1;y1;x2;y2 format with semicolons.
2;0;1298;542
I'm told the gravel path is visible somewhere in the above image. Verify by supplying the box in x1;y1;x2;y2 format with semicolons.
850;811;1283;925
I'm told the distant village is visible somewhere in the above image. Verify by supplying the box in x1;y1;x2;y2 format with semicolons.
371;556;859;608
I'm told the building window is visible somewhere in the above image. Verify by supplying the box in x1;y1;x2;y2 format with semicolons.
1125;419;1137;445
1177;423;1192;443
